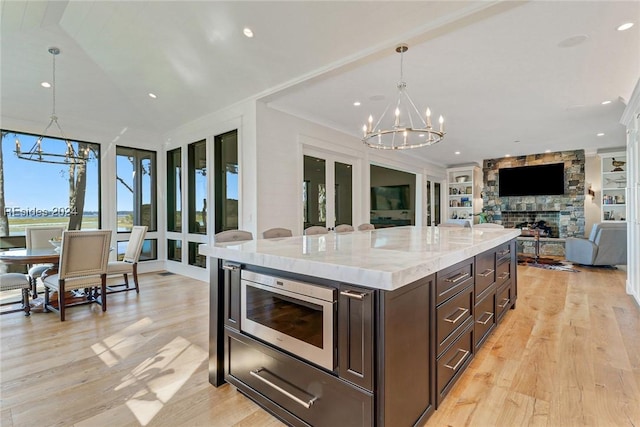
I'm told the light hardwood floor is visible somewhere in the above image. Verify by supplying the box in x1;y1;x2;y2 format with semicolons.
1;265;638;427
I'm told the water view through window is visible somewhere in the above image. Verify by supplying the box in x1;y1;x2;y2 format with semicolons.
1;132;100;236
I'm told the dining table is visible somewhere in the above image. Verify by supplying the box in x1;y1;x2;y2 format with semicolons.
0;247;60;266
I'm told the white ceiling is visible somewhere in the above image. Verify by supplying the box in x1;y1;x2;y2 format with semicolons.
1;1;638;167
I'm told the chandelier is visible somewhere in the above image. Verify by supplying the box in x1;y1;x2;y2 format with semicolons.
14;47;89;165
362;44;445;150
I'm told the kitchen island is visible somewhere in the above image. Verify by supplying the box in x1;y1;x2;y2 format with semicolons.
200;226;520;427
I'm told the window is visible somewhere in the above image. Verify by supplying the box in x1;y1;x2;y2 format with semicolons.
188;140;207;234
116;146;156;232
167;148;182;232
1;131;101;235
214;130;238;233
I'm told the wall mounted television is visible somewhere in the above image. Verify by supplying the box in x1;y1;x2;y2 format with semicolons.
498;163;565;197
371;185;410;210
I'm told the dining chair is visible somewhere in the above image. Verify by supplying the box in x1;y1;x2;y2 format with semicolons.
357;223;375;231
43;230;112;321
25;226;65;297
215;230;253;242
334;224;354;233
304;226;328;236
107;225;148;294
262;228;293;239
0;273;31;316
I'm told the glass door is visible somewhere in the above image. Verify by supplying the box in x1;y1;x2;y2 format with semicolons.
426;177;442;226
303;151;355;231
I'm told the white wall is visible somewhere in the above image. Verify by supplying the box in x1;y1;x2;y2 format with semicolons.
584;154;601;235
621;79;639;306
255;102;446;235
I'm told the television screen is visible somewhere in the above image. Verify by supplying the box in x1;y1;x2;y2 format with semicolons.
371;185;410;210
498;163;564;197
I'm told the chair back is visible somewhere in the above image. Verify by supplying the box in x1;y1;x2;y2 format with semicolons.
26;226;65;250
304;226;328;236
215;230;253;243
262;228;293;239
123;226;148;263
439;219;471;228
357;223;375;231
58;230;112;280
334;224;354;233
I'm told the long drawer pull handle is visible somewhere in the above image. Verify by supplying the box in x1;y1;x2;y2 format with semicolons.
222;264;240;271
444;349;470;371
250;368;317;409
498;250;510;257
476;311;494;325
445;272;470;283
498;298;510;308
340;290;366;300
497;272;510;280
478;269;494;277
445;307;469;324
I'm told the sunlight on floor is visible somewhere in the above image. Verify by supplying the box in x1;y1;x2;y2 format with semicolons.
91;317;154;367
121;336;207;425
88;318;207;425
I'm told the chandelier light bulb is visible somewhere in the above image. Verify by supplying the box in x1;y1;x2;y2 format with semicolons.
368;115;373;132
426;108;432;128
439;115;444;133
362;124;367;137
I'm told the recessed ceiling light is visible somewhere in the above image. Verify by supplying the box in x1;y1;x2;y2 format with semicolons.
243;27;254;38
545;149;551;153
505;154;511;158
418;134;425;138
148;93;157;99
455;151;461;155
601;100;612;105
353;101;361;106
41;81;51;88
617;22;634;31
513;140;520;143
597;133;605;136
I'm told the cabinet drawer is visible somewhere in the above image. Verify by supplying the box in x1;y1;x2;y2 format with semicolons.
436;260;474;305
474;290;496;349
496;281;513;321
475;251;495;301
437;324;474;407
496;243;511;265
227;332;373;427
437;285;473;356
496;258;511;288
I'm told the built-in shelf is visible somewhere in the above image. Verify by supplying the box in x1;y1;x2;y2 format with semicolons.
600;152;627;222
446;166;482;223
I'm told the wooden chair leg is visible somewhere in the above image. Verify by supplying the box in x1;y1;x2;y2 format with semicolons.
132;264;140;294
43;286;50;313
22;288;31;316
59;281;65;322
101;275;107;312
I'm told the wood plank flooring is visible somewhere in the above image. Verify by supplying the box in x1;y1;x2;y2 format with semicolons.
1;265;638;426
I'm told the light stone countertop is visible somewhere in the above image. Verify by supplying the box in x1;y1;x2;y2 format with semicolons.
199;226;520;291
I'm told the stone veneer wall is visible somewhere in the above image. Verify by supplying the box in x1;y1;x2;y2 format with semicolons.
482;150;586;239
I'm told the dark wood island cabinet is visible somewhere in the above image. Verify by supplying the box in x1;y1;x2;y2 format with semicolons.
201;227;519;427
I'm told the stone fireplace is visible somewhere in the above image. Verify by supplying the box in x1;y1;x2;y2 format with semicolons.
482;150;586;256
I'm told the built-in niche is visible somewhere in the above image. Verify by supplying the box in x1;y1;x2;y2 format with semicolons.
482;150;585;239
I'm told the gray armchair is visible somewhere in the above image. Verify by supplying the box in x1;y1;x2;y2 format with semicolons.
565;222;627;266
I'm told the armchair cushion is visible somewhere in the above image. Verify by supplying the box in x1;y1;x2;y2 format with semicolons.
565;222;627;266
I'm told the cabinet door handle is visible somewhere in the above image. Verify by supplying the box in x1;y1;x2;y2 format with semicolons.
340;290;366;300
476;311;494;325
497;250;510;257
444;349;470;371
250;368;318;409
222;264;240;271
498;298;510;308
445;272;470;283
444;307;469;324
478;269;494;277
497;272;510;280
